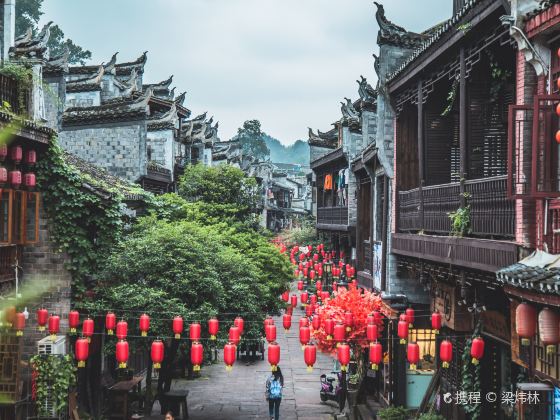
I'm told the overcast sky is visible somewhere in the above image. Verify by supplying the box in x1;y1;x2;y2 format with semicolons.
39;0;451;144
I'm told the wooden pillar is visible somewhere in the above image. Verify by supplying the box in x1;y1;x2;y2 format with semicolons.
459;47;467;207
417;80;425;230
381;175;388;291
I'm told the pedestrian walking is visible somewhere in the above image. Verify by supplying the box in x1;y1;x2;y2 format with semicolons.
265;366;284;420
164;412;174;420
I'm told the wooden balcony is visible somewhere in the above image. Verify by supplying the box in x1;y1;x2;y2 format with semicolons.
398;175;514;239
316;207;349;231
392;233;518;273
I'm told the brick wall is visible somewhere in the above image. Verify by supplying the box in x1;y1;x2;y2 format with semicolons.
44;74;66;131
59;121;147;182
147;128;174;174
20;197;72;359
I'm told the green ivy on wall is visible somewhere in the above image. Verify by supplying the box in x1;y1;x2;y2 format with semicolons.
30;354;77;417
461;321;482;420
36;139;128;295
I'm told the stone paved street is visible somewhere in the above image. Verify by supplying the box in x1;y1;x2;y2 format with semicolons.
152;293;340;419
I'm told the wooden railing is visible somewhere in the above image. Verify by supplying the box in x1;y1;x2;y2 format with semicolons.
398;175;514;238
392;233;517;273
317;207;348;227
0;73;29;115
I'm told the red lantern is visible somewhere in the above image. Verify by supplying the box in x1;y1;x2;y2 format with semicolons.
366;313;375;325
68;310;79;334
9;170;21;187
299;253;305;262
189;322;201;342
324;318;335;340
286;305;293;316
224;342;236;371
332;282;338;292
75;338;89;368
304;344;317;372
299;317;309;329
310;294;317;307
516;302;536;346
82;318;94;343
37;308;48;331
440;340;453;368
281;291;289;302
316;281;322;292
407;342;420;370
431;312;442;334
305;303;314;317
312;313;321;330
191;342;203;371
283;313;292;331
322;291;330;301
0;144;7;161
105;312;116;335
173;316;183;339
338;343;350;371
294;268;299;277
556;130;560;144
0;167;7;184
309;270;316;280
539;308;559;354
268;342;280;371
301;292;308;305
208;318;219;340
369;342;382;370
266;323;277;343
229;325;240;346
557;103;560;117
139;314;150;337
116;340;129;369
297;280;303;291
303;267;308;277
14;312;25;336
367;323;378;342
344;311;353;332
313;253;319;261
264;316;274;330
470;337;485;364
333;323;346;346
151;340;164;369
48;315;60;340
299;325;310;348
25;149;36;166
234;317;244;335
10;146;22;163
290;294;298;308
24;173;35;188
116;320;128;341
405;308;415;328
398;319;408;344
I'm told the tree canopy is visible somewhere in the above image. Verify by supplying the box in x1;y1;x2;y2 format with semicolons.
16;0;92;64
237;119;270;161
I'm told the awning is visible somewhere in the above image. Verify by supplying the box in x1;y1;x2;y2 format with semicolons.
496;250;560;295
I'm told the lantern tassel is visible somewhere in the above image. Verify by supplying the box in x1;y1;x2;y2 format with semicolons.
210;335;216;340
434;329;439;335
119;362;127;369
307;365;313;372
38;326;45;332
194;365;200;372
87;337;91;343
341;365;347;372
78;361;86;368
107;329;114;335
346;327;351;332
50;334;57;342
174;333;180;339
410;363;417;370
400;339;406;344
153;363;161;369
471;358;479;365
371;363;378;370
16;330;23;337
271;365;277;372
70;328;76;334
141;331;147;337
226;365;232;372
327;335;332;341
521;338;530;346
442;361;449;368
547;345;556;355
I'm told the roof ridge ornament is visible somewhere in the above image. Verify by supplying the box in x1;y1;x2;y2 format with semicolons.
104;52;118;74
374;2;426;47
174;91;187;106
357;75;377;103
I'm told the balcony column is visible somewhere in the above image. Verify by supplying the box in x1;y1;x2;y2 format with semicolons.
459;47;467;206
417;80;425;230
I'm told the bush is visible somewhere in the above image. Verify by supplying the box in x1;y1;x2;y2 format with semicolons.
377;406;409;420
418;413;445;420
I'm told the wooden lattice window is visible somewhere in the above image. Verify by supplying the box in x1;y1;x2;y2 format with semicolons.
0;190;39;245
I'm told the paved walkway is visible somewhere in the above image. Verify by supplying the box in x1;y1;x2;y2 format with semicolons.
152;289;340;419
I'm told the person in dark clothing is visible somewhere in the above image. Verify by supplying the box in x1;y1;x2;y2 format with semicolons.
265;366;284;420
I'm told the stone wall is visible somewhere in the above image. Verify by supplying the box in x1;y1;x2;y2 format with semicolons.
59;121;147;182
65;90;101;109
21;197;72;359
147;128;174;175
309;145;334;164
43;74;66;130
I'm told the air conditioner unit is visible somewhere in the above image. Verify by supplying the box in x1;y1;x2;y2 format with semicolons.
37;335;66;355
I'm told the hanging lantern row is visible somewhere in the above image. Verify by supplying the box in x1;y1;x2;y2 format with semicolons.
0;145;36;165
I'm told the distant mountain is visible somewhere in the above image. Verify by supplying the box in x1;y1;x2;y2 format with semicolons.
264;135;309;166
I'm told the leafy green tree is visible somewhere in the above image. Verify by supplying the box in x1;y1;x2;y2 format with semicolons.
177;164;260;225
237;119;270;161
15;0;92;64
